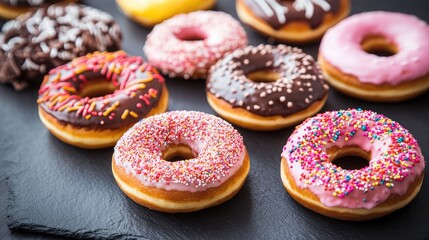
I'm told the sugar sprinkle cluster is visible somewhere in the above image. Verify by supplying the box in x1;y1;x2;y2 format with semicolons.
114;111;245;189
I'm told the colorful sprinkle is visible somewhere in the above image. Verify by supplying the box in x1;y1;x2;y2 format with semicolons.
282;109;424;208
114;111;246;191
37;51;165;129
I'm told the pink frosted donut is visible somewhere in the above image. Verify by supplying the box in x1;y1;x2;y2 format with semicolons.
281;109;425;220
318;11;429;101
144;11;248;79
112;111;250;212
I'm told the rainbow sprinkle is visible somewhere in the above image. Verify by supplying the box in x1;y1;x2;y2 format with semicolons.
37;51;165;129
282;109;424;207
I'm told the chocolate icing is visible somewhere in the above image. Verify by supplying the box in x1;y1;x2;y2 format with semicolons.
0;3;122;90
243;0;340;29
0;0;58;7
207;44;328;117
38;51;166;130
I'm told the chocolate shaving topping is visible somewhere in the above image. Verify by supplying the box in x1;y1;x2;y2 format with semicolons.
0;0;57;7
207;44;329;117
0;3;122;90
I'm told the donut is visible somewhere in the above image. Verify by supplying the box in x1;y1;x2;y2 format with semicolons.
281;109;425;221
144;11;248;79
236;0;350;43
0;3;122;90
318;11;429;102
207;44;329;131
37;51;169;149
112;111;250;213
116;0;216;27
0;0;74;19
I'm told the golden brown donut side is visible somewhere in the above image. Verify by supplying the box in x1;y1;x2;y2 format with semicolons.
281;157;424;221
112;151;250;213
318;55;429;102
207;92;327;131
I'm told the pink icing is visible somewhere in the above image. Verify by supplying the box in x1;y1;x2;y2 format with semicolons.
144;11;248;79
281;109;425;209
114;111;246;192
320;11;429;85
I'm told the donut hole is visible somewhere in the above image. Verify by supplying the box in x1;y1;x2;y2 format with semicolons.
246;69;280;82
78;79;117;98
175;28;207;41
329;146;370;170
361;35;398;57
162;144;198;162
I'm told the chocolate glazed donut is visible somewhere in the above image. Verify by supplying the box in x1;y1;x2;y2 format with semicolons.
243;0;341;29
236;0;350;43
207;44;329;130
38;51;169;149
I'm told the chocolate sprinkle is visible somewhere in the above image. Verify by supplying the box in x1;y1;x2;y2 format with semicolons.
0;3;122;90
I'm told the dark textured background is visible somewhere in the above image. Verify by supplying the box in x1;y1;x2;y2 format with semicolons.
1;0;429;239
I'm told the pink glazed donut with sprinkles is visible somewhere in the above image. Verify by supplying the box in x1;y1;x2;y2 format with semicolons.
144;11;248;79
281;109;425;221
112;111;250;213
318;11;429;102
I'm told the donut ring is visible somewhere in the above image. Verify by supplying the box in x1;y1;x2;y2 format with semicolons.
236;0;350;43
207;44;329;131
112;111;250;213
144;11;248;79
281;109;425;220
38;51;168;149
319;11;429;102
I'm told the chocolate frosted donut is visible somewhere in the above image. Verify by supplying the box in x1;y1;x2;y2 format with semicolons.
37;51;169;149
243;0;341;29
0;3;121;90
236;0;350;43
207;44;329;130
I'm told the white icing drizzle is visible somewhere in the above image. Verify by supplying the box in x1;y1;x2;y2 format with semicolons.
293;0;331;18
5;0;44;6
266;0;287;24
252;0;332;23
253;0;288;24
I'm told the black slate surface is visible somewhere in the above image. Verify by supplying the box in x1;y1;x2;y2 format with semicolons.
2;0;429;239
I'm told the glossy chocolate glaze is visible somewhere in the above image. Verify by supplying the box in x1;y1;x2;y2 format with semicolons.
38;51;165;130
243;0;340;29
207;44;328;117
